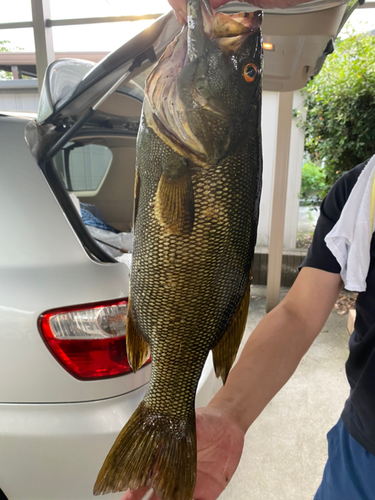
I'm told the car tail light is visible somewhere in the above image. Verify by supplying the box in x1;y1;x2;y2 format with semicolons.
39;299;149;380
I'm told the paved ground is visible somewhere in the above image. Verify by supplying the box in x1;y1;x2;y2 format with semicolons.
218;285;350;500
298;206;320;234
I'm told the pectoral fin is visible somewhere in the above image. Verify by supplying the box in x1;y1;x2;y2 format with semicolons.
126;301;150;372
154;158;195;236
212;280;250;383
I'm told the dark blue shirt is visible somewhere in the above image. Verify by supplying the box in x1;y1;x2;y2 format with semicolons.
301;160;375;456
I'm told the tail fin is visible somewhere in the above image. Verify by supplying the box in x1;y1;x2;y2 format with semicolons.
93;401;196;500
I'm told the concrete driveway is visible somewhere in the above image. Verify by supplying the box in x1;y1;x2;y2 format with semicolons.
218;285;350;500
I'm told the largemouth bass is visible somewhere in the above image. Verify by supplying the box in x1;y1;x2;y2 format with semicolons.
94;1;263;499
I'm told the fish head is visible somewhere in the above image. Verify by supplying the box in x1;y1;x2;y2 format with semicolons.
145;0;263;167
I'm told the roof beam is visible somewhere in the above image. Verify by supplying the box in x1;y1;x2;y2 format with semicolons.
0;13;163;31
0;52;109;65
0;21;33;29
47;14;163;27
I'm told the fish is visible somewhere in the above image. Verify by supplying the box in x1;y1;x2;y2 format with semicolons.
94;1;263;499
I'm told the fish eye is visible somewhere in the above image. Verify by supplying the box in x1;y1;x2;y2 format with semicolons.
243;63;258;83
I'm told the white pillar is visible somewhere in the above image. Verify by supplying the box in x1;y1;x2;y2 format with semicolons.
283;91;306;250
257;91;279;248
31;0;55;92
257;91;306;251
266;91;294;312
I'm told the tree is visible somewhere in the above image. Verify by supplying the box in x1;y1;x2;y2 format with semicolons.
0;41;13;80
303;27;375;196
300;159;326;205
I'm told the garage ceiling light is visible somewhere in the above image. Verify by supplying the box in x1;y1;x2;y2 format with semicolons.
263;42;275;51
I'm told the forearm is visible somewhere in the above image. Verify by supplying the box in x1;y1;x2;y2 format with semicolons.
208;302;316;432
208;268;343;433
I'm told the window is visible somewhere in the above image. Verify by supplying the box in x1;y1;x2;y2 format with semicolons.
53;143;112;192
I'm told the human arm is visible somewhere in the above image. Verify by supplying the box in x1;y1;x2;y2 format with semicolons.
208;266;343;433
168;0;314;25
121;266;343;500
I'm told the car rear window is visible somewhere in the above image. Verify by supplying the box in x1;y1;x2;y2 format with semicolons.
53;143;112;193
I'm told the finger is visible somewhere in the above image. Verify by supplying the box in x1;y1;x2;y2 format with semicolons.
175;9;187;25
140;489;157;500
121;487;159;500
168;1;187;25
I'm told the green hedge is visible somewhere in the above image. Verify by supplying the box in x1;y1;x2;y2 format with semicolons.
303;27;375;196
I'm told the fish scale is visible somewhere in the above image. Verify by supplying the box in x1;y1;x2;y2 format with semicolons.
94;2;263;499
133;129;258;340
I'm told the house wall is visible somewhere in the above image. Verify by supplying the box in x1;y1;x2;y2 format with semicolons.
0;80;39;112
284;90;306;250
257;90;305;250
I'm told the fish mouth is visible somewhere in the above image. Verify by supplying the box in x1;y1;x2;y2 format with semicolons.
144;2;262;166
213;11;263;54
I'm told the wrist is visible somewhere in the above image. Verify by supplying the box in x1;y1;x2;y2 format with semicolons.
207;391;251;434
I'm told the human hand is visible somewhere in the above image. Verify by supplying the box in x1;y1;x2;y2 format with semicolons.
120;406;245;500
168;0;313;24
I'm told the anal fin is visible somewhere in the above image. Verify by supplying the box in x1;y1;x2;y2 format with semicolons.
212;280;250;384
126;301;150;372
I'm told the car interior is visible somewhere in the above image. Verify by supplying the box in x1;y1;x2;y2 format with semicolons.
49;92;142;260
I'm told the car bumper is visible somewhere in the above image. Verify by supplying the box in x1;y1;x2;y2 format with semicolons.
0;384;148;500
0;355;220;500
